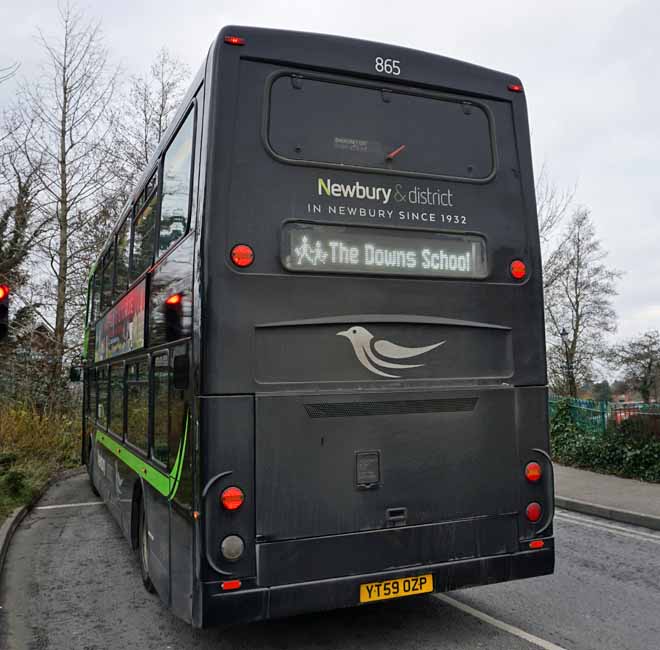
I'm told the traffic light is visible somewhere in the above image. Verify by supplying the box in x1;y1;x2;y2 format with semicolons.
0;284;9;340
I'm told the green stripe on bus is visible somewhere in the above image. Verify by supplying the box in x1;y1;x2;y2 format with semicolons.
95;415;189;500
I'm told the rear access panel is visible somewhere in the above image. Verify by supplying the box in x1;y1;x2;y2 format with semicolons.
255;387;518;542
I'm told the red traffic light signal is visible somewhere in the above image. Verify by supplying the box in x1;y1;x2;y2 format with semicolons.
0;283;9;340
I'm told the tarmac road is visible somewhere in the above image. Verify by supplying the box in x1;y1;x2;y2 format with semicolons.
1;471;659;650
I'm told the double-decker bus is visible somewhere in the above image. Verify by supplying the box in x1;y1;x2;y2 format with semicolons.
82;26;555;627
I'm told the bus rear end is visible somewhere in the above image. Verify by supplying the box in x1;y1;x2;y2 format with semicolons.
196;26;554;626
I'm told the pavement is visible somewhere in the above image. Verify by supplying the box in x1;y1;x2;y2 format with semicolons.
553;464;660;530
1;471;659;649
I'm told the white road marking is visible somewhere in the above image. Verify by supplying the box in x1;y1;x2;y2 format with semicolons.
35;501;103;511
556;510;660;545
434;594;569;650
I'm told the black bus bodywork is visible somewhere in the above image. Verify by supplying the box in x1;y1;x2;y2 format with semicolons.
84;26;554;627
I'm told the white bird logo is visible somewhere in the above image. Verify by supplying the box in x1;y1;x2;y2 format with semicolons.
337;326;445;378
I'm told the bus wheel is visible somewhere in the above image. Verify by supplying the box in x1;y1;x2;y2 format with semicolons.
88;447;100;497
139;497;156;594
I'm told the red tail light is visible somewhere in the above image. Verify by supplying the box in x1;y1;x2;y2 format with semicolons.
221;486;245;511
224;35;245;46
221;579;242;591
529;539;545;549
526;502;542;523
510;259;527;280
0;284;9;300
508;83;523;93
165;292;183;306
524;462;542;483
230;244;254;268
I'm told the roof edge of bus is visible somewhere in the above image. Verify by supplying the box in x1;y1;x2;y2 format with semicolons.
215;24;522;86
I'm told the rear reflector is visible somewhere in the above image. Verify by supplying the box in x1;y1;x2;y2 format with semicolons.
526;502;543;523
524;461;542;483
221;579;242;591
529;539;545;549
221;486;245;510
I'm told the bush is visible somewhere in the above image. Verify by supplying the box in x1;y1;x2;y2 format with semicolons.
0;406;80;521
550;398;660;483
2;468;27;497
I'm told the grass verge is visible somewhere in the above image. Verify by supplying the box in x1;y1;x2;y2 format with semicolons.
0;406;80;523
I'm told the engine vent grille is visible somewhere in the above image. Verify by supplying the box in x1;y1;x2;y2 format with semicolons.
304;397;478;418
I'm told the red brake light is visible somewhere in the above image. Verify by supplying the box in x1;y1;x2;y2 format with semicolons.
508;83;523;93
525;462;542;483
526;502;543;523
0;284;9;301
165;292;183;306
224;35;245;46
231;244;254;268
510;259;527;280
529;539;545;549
221;486;245;511
221;579;242;591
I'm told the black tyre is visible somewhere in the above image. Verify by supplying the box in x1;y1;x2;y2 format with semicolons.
138;497;156;594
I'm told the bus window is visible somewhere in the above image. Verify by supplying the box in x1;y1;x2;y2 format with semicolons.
96;366;108;427
152;353;169;465
109;362;125;436
101;247;114;312
159;109;194;257
131;193;158;283
126;358;149;451
268;74;493;180
91;270;100;322
115;218;130;299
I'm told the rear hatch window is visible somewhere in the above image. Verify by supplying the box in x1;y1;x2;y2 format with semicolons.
267;73;495;180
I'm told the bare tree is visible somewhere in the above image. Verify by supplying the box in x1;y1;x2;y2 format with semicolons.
535;164;576;293
609;331;660;403
0;164;38;289
6;2;119;397
113;47;190;194
544;209;620;396
0;62;19;84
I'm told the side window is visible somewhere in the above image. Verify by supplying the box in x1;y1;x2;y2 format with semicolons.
92;270;101;322
109;362;125;436
115;217;130;299
96;366;109;426
85;368;93;415
159;109;194;257
126;357;149;451
130;186;158;282
152;354;169;465
101;247;114;312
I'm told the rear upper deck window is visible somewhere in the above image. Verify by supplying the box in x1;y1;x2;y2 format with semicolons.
267;74;495;181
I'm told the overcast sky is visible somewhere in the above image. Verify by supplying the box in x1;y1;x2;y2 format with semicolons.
1;0;658;345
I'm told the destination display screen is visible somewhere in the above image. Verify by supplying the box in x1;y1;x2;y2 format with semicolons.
281;223;487;279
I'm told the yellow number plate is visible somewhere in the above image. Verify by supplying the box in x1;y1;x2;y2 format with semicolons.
359;573;434;603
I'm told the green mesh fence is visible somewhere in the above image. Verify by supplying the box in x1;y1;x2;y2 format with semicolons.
549;397;660;438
